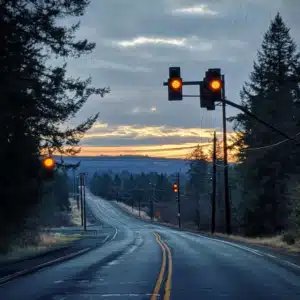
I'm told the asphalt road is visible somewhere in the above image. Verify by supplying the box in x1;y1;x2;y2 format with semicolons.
1;190;300;300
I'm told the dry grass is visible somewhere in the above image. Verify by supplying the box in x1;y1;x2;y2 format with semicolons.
209;233;300;253
114;201;158;221
1;233;82;262
0;198;84;263
69;198;83;226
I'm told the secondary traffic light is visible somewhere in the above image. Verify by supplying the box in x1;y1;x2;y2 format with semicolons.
168;67;182;101
41;157;56;181
201;68;223;110
173;183;178;193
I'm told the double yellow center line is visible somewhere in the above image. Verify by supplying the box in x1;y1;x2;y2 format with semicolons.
152;232;172;300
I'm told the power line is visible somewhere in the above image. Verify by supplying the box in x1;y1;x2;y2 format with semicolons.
241;132;300;152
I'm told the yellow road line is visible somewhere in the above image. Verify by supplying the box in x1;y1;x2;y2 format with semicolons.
151;232;167;300
152;232;172;300
161;239;172;300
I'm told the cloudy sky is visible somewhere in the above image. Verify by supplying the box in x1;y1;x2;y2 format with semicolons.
64;0;300;158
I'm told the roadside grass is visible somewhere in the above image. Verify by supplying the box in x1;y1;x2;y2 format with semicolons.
0;198;83;263
1;233;82;262
113;201;158;221
114;201;300;253
208;232;300;253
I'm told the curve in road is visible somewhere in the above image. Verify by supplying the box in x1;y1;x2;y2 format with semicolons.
1;190;300;300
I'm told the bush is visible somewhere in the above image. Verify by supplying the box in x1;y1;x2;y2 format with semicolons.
282;232;296;245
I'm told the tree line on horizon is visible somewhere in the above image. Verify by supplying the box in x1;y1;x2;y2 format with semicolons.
90;137;242;232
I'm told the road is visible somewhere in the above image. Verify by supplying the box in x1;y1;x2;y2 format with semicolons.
1;190;300;300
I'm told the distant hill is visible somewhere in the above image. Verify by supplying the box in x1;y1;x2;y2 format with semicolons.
55;155;189;179
56;155;236;180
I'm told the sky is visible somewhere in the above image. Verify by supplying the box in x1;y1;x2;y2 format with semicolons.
62;0;300;159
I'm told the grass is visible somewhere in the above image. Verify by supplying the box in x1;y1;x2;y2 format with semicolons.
0;233;82;263
0;198;84;263
209;232;300;253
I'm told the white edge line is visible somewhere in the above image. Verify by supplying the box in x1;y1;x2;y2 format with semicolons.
94;202;119;241
0;247;91;284
282;260;300;270
184;232;300;269
185;232;264;256
0;199;120;286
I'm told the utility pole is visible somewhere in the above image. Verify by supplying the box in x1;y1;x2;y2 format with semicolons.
138;195;141;217
83;174;87;231
79;172;87;231
177;172;181;228
79;174;84;226
211;131;217;234
73;168;79;209
221;75;231;235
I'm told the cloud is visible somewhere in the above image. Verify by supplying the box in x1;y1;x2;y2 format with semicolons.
59;0;300;157
172;4;219;16
80;121;237;148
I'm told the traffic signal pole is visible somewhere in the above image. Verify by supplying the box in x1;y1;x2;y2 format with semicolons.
83;174;87;231
177;172;181;228
221;75;231;235
212;131;217;234
79;174;84;227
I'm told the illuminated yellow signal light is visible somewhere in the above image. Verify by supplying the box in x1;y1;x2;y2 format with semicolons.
42;157;55;169
170;78;182;90
209;79;222;91
173;183;178;193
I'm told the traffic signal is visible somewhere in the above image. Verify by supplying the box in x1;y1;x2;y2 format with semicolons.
173;183;178;193
201;68;223;110
168;67;182;101
41;157;56;181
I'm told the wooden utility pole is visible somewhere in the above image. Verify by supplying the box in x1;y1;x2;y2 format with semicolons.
221;75;231;234
177;172;181;228
79;172;87;231
211;131;217;234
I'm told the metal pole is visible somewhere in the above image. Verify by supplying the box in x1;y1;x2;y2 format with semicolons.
83;174;86;231
73;169;79;209
80;174;84;226
138;197;141;217
212;131;217;234
221;75;231;235
177;172;181;228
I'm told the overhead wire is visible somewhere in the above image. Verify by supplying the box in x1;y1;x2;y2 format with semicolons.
241;132;300;151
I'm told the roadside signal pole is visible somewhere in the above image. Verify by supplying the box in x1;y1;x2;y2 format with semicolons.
211;131;217;234
173;172;181;228
221;74;231;234
79;172;87;231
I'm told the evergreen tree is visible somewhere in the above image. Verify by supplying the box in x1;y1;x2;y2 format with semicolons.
185;145;210;228
1;0;109;251
228;13;300;235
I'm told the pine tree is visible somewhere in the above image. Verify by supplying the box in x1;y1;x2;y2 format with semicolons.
228;13;300;235
0;0;109;251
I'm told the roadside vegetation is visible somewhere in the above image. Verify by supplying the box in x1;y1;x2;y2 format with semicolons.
0;0;108;254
